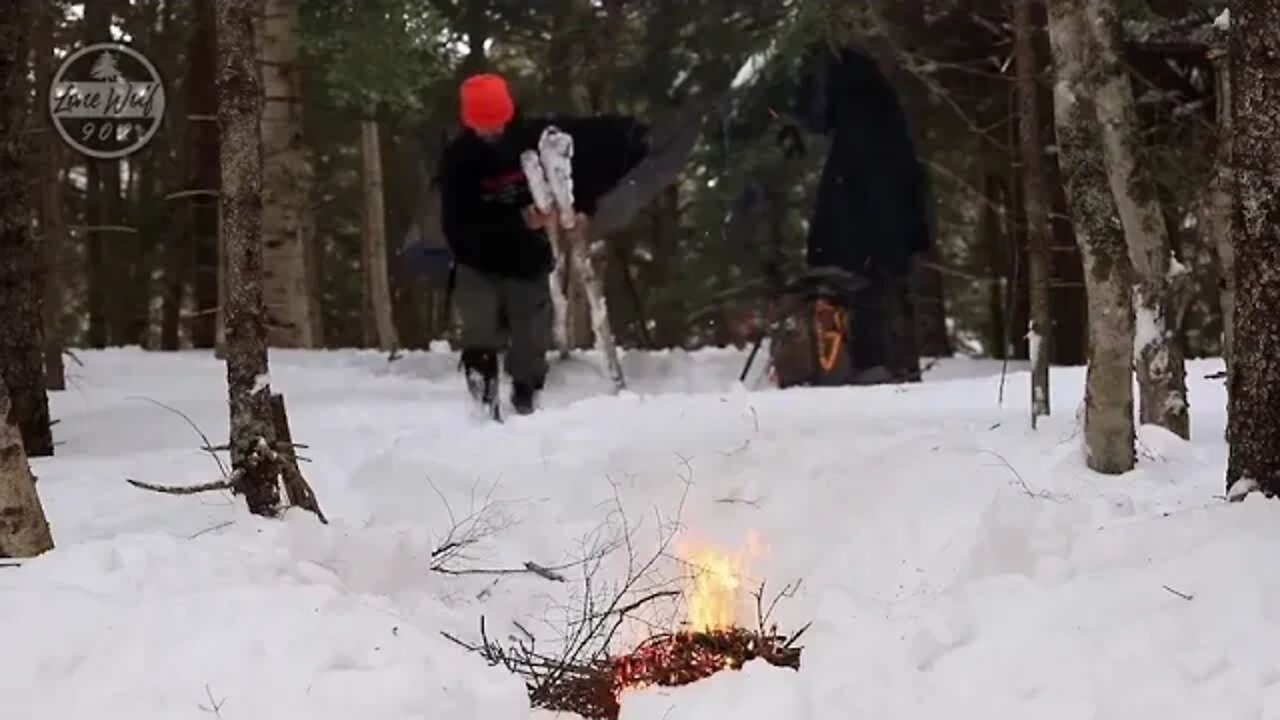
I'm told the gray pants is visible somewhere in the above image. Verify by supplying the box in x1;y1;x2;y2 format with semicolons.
453;263;552;387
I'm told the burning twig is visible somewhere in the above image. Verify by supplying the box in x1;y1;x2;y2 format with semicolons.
442;480;806;719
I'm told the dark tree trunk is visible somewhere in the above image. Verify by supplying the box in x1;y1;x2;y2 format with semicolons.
34;0;65;389
1225;0;1280;499
0;1;54;458
189;0;220;349
216;0;282;517
1016;0;1053;424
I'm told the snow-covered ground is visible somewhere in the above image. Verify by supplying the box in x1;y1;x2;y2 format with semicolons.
5;346;1278;720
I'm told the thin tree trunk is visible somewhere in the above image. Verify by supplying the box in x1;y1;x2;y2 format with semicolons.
0;377;54;558
1046;0;1135;474
360;119;398;351
260;0;317;348
34;0;65;389
0;2;54;458
1204;44;1234;376
216;0;283;516
1087;0;1190;440
1015;0;1052;425
981;164;1008;358
1225;0;1280;499
189;0;220;349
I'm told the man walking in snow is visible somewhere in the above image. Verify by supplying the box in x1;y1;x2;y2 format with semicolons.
439;72;649;416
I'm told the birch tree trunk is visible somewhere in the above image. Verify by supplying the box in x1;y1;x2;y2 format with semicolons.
0;1;54;459
259;0;318;348
1015;0;1052;426
548;227;572;357
216;0;284;517
566;220;625;392
360;119;398;351
1086;0;1190;440
34;0;65;390
0;378;54;558
1225;0;1280;500
1046;0;1136;474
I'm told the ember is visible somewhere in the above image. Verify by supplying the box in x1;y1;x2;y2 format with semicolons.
611;627;802;695
444;537;805;720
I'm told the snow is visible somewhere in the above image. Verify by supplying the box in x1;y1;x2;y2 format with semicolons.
730;42;776;91
6;347;1278;719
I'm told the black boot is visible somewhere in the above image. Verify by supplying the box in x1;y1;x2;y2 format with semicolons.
461;348;500;418
511;381;536;416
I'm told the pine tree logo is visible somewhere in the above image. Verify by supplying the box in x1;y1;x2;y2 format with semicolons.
48;42;166;160
89;51;123;83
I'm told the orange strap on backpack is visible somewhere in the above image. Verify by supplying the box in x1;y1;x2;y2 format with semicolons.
812;299;848;372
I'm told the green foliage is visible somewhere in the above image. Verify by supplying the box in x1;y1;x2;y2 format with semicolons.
299;0;454;121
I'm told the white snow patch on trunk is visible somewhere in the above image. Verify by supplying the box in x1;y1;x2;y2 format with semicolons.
731;42;776;90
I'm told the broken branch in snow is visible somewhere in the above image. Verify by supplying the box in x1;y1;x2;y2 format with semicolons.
126;395;230;478
126;478;235;495
188;521;235;540
433;560;569;583
269;394;327;524
1162;584;1194;601
977;449;1063;502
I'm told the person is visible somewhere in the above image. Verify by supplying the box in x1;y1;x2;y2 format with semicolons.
439;72;649;416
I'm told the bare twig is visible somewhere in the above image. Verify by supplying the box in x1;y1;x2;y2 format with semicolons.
197;684;226;717
976;449;1063;502
125;395;229;478
1162;584;1194;601
188;521;235;539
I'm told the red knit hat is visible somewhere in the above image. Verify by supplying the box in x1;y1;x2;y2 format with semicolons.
459;73;515;132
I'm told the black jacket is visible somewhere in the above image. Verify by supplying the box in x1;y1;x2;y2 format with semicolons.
799;47;932;279
440;114;649;279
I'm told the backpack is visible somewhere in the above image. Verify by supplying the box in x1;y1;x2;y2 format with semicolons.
766;267;868;389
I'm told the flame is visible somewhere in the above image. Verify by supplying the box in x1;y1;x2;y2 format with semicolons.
684;547;744;632
678;531;768;633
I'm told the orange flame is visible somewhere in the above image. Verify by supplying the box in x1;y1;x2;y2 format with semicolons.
678;532;766;632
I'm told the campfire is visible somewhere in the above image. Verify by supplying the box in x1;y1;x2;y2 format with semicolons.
445;538;806;719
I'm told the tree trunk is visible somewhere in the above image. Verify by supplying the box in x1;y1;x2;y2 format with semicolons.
360;119;398;352
34;0;65;390
1015;0;1053;425
259;0;318;348
0;378;54;558
216;0;283;517
1087;0;1190;440
1225;0;1280;499
189;0;220;349
1046;0;1135;474
981;162;1009;358
82;0;109;348
0;2;54;459
1204;45;1234;376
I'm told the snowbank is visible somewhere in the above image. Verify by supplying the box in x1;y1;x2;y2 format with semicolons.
5;346;1276;719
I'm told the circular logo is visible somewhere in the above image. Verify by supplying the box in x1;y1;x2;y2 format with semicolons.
49;42;166;160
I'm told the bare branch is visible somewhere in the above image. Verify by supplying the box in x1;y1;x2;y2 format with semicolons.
127;478;234;495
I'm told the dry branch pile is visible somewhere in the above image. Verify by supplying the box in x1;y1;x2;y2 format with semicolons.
448;620;804;719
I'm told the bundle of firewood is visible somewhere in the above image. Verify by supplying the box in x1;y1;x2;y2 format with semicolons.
447;622;805;720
